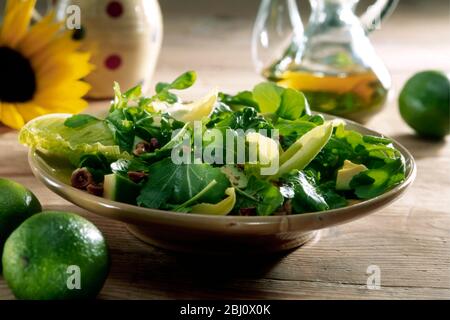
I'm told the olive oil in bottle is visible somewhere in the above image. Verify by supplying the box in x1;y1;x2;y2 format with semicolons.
273;70;389;123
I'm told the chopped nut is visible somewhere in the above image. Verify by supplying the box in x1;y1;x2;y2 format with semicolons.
87;183;104;196
133;138;160;156
71;168;93;190
128;171;148;183
149;137;160;150
239;207;257;216
283;200;293;215
133;141;152;156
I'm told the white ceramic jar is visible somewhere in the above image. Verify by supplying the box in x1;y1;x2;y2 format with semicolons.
56;0;163;99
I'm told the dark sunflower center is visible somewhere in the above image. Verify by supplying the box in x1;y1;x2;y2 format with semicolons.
0;46;36;103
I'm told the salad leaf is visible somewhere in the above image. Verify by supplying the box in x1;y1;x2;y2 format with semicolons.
111;82;143;111
64;114;99;128
253;82;282;114
191;187;236;215
169;71;197;90
277;88;310;120
214;107;273;132
137;158;230;209
135;114;185;147
138;123;190;164
251;82;311;120
105;108;136;152
350;157;405;199
282;171;329;213
276;119;316;149
107;80;191;153
319;181;348;209
79;153;112;182
274;123;333;179
111;157;151;175
235;176;283;216
19;114;129;166
110;158;131;175
167;89;218;122
218;91;259;110
307;124;404;180
154;71;197;103
335;125;400;161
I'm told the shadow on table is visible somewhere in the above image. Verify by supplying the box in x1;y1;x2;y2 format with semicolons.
391;133;448;160
106;243;301;298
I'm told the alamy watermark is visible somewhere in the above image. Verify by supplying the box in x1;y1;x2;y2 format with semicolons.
366;265;381;290
66;265;81;290
170;121;280;175
65;5;81;30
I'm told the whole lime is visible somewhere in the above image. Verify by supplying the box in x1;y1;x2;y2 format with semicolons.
399;70;450;139
2;211;109;300
0;178;41;264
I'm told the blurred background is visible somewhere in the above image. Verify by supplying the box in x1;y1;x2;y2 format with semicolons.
157;0;450;91
3;0;449;95
1;0;449;129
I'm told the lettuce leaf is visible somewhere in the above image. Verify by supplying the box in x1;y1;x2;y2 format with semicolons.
19;114;130;166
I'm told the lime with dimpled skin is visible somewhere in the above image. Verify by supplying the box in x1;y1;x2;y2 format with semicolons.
0;178;42;272
399;70;450;139
2;211;110;300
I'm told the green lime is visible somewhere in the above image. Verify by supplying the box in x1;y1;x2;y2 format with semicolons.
2;211;109;300
0;178;41;265
399;70;450;139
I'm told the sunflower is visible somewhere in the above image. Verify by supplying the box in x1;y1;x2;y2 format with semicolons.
0;0;93;129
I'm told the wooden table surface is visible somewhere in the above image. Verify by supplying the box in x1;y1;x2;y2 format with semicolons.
1;0;449;299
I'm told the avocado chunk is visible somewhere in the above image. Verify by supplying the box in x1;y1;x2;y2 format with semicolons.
103;173;141;205
336;160;368;191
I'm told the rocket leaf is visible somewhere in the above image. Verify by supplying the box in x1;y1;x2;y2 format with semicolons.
137;158;230;209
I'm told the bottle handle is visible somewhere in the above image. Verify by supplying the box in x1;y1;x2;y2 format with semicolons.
359;0;399;34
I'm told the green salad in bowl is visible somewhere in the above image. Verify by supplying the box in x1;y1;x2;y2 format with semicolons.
19;71;407;217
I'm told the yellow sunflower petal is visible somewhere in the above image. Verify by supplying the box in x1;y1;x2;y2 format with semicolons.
4;0;17;13
15;102;49;123
32;98;88;114
18;12;62;58
31;33;81;68
0;0;36;48
35;52;93;87
35;80;91;101
0;103;25;129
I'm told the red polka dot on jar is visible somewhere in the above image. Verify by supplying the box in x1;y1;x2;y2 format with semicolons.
105;54;122;70
106;1;123;18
